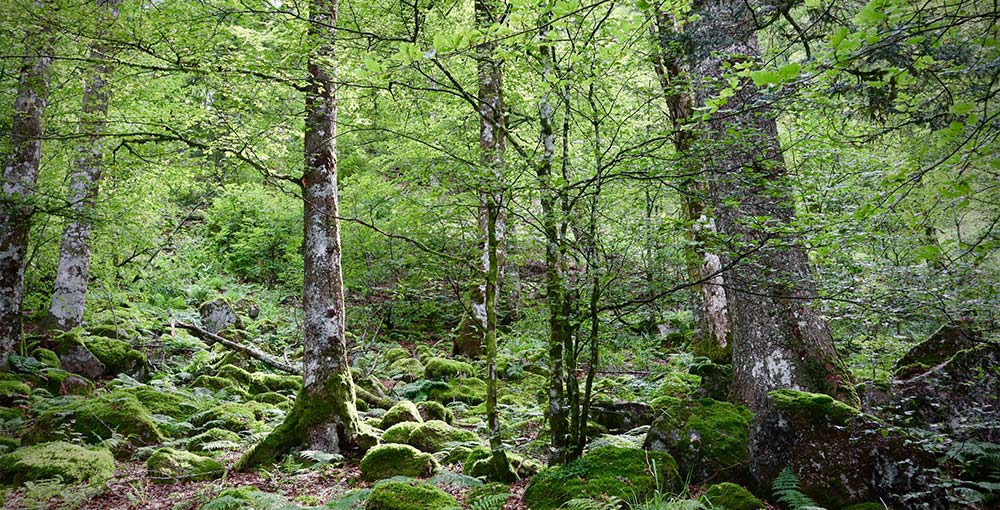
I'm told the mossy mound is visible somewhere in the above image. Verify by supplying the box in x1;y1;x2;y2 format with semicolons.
690;332;732;364
689;362;733;401
121;385;194;419
30;348;61;368
388;358;424;382
407;420;479;453
644;397;753;483
85;335;148;379
34;368;94;396
699;482;763;510
147;447;224;483
360;443;440;481
0;380;31;403
384;346;411;364
0;441;114;484
217;364;302;393
423;357;475;380
464;447;540;482
188;428;242;452
31;391;164;445
770;389;860;426
382;421;421;444
381;400;423;429
427;377;486;405
365;480;459;510
190;402;269;432
523;446;680;510
417;400;454;424
253;391;291;406
191;375;250;398
893;322;980;378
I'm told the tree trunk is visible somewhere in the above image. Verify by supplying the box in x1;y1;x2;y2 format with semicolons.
48;0;120;331
237;0;374;469
651;15;730;363
0;19;53;369
682;0;856;410
454;0;508;359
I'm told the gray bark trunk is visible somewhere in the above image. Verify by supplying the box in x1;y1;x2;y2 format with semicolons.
0;20;53;369
682;0;856;410
48;0;121;331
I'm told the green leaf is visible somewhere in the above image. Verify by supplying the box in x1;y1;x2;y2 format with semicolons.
778;62;801;81
750;70;781;87
830;27;850;48
855;3;886;25
950;101;974;115
433;33;454;53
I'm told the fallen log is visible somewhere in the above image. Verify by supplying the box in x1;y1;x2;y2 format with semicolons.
175;321;300;375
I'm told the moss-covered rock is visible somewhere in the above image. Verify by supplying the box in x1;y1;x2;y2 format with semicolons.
381;400;423;429
591;401;654;434
428;377;486;405
690;331;731;364
523;446;681;510
34;368;94;396
188;428;242;452
360;443;440;481
0;436;18;453
85;335;148;379
417;400;454;425
199;298;242;334
770;389;860;426
365;480;459;510
644;397;752;484
407;420;479;453
190;402;268;432
464;447;540;482
893;322;980;379
382;421;421;444
689;362;732;401
0;380;31;404
388;358;424;382
217;364;303;393
191;375;250;398
423;357;475;380
31;391;164;445
31;348;61;369
384;346;412;364
147;447;224;483
0;441;114;484
253;391;291;407
699;483;763;510
54;329;105;379
121;385;194;419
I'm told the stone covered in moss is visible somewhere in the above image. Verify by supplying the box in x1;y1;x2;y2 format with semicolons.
0;380;31;404
417;400;454;424
699;482;763;510
54;329;105;378
85;335;148;379
382;421;421;444
407;420;479;453
199;298;242;334
464;447;540;482
384;346;412;364
644;397;752;484
32;391;164;445
689;362;732;401
893;322;980;379
423;357;475;380
591;401;654;433
147;447;224;483
523;446;680;510
192;375;250;398
770;389;860;426
381;400;423;429
34;368;94;396
188;428;242;452
217;364;302;393
365;480;459;510
253;391;291;406
360;443;440;481
190;401;269;432
428;377;486;405
121;385;194;419
388;357;424;382
31;348;61;368
0;441;114;484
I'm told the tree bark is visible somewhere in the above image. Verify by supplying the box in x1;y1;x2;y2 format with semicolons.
237;0;374;469
682;0;856;410
0;16;53;369
48;0;121;331
651;15;730;362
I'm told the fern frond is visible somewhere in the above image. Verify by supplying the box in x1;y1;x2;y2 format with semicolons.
470;493;509;510
772;467;823;510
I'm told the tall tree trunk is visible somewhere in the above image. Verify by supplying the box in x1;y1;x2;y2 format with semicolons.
0;17;53;369
48;0;121;331
237;0;374;469
454;0;508;358
681;0;856;410
651;15;730;362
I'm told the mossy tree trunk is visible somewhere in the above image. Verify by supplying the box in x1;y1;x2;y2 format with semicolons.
680;0;856;410
48;0;121;331
0;14;53;369
236;0;374;470
651;13;731;363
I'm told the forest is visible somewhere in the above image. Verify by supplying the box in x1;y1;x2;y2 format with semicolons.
0;0;998;508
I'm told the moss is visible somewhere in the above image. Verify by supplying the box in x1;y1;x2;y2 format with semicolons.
388;358;424;382
407;420;479;453
253;391;291;406
464;447;537;482
190;402;267;432
32;391;164;445
146;447;224;483
645;397;752;482
523;446;680;510
217;365;303;393
84;335;147;376
360;443;440;481
192;375;249;398
197;487;299;510
690;331;732;364
382;421;421;444
699;483;763;510
0;380;31;399
188;428;242;451
0;436;18;453
417;400;454;424
0;407;21;421
381;400;423;429
0;441;114;484
31;348;60;368
840;504;886;510
365;480;459;510
34;368;94;395
769;389;861;427
428;377;486;405
121;385;194;419
384;347;411;364
423;357;475;380
650;372;702;401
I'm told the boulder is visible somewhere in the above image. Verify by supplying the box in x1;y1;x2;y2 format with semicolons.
382;421;421;444
644;397;752;484
689;362;732;401
699;483;763;510
464;447;540;482
0;441;114;484
380;400;423;429
428;377;486;405
30;391;164;446
364;480;459;510
893;322;981;378
417;400;454;424
523;446;680;510
423;357;475;380
388;358;424;382
146;447;224;483
359;443;440;481
591;401;654;433
55;331;105;379
407;420;478;453
749;389;946;509
199;298;242;334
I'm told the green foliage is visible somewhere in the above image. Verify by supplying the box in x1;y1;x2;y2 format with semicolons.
772;467;821;510
0;441;114;484
359;444;439;481
146;447;225;483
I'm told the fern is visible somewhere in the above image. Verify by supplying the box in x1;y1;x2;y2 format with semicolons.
469;493;509;510
561;496;626;510
297;449;344;467
772;467;824;510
